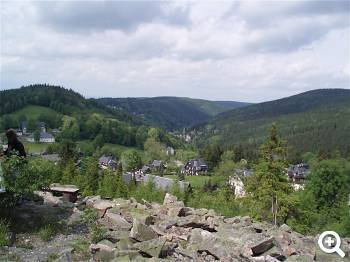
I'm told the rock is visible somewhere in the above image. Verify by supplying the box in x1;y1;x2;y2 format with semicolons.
103;230;130;243
35;191;62;206
90;240;116;261
85;195;101;208
176;215;216;232
280;224;292;233
250;237;275;256
130;219;158;242
133;236;167;258
241;216;252;226
163;193;178;205
224;216;241;224
93;200;115;217
157;218;179;231
104;211;132;230
167;207;186;217
142;199;152;208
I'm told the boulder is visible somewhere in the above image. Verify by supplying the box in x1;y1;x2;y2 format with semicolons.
85;195;101;208
103;230;130;243
92;200;115;217
133;236;167;258
250;237;275;256
241;216;253;226
90;240;116;262
163;193;178;205
130;219;158;242
280;224;292;233
35;191;62;206
224;216;241;224
104;210;132;230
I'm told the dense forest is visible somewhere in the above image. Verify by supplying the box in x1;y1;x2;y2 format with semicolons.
98;97;250;130
193;89;350;160
0;85;181;150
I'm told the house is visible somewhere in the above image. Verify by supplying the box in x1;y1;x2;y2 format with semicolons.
228;176;246;198
228;168;254;198
166;146;175;156
181;159;208;176
140;160;165;174
37;122;46;132
98;155;119;170
287;163;310;182
27;132;55;143
21;121;28;134
15;129;23;136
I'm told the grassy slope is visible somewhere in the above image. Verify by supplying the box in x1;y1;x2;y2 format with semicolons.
9;105;61;121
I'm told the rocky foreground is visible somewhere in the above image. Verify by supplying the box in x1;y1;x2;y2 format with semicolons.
1;192;350;261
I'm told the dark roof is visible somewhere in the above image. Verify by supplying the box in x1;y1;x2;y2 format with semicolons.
37;122;45;128
99;155;118;167
40;132;54;139
152;160;163;167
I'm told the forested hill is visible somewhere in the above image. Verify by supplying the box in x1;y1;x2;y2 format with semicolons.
97;97;250;130
193;89;350;159
0;84;136;123
0;85;155;148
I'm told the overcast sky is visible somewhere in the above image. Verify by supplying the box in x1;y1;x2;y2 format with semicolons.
1;0;349;102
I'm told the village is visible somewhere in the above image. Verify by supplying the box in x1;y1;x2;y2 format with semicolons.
0;120;311;199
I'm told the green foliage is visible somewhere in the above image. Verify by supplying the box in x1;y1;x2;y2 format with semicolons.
98;97;249;130
195;89;350;160
288;157;350;236
93;134;105;149
200;145;223;170
98;170;128;199
78;157;100;196
121;150;142;172
246;125;294;225
1;156;54;206
144;137;166;161
33;130;40;142
90;224;107;244
80;209;99;226
306;159;349;209
0;220;9;247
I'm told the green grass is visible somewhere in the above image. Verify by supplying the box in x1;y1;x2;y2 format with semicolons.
10;105;60;120
23;142;50;154
164;175;212;189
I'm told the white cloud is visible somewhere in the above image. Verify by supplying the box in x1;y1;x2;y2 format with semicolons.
1;0;349;102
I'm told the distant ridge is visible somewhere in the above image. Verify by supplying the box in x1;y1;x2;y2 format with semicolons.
193;88;350;159
97;96;251;130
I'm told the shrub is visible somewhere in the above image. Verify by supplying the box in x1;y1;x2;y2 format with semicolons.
0;220;9;247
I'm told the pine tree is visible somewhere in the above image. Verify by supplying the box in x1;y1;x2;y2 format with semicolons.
246;124;294;225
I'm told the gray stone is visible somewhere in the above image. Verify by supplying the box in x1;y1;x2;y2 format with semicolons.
103;230;130;243
92;200;115;217
104;211;132;230
163;193;178;205
133;236;167;258
250;237;275;256
130;219;158;242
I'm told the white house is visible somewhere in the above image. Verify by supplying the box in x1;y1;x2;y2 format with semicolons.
27;132;55;143
228;176;246;198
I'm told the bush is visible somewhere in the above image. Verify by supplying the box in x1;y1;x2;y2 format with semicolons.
0;220;9;247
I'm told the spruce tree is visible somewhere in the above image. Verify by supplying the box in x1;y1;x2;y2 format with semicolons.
246;124;293;225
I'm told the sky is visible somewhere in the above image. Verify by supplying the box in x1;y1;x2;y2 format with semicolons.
1;0;349;102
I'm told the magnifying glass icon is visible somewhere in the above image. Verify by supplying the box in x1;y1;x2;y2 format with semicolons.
318;231;345;258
